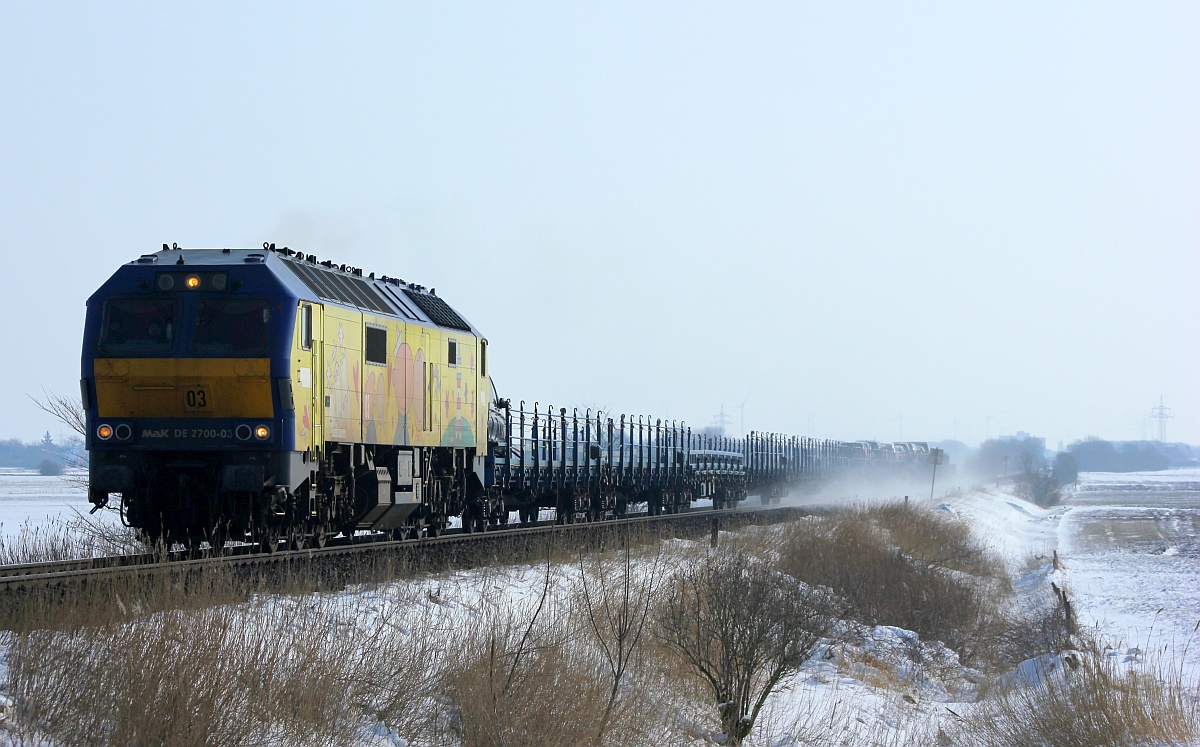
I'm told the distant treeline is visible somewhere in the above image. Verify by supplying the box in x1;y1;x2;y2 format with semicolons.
0;435;85;474
953;435;1197;479
1066;438;1196;473
965;436;1048;477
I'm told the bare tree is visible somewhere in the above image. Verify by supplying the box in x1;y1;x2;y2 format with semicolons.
29;390;90;492
29;389;86;438
577;543;660;745
655;551;834;747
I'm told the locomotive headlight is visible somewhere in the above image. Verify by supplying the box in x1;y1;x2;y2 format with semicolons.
97;424;114;440
114;424;132;440
235;424;252;441
185;274;201;289
157;274;175;291
211;273;228;291
254;425;270;440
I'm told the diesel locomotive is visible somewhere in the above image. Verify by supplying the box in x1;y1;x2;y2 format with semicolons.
82;244;925;550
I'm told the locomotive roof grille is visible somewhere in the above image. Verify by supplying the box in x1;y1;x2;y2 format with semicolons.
403;289;472;331
282;256;394;316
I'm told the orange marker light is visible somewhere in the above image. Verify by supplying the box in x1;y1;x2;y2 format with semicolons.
97;424;114;440
186;275;201;289
254;425;270;440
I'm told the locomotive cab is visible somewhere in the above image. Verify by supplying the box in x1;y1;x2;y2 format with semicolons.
83;249;303;546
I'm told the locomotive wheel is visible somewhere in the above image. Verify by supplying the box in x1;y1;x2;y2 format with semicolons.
139;527;167;553
313;527;329;548
288;531;309;551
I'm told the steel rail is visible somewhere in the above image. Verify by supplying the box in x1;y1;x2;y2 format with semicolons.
0;502;815;592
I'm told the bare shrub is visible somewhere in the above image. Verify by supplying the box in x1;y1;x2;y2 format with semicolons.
28;390;86;438
444;568;621;747
951;645;1199;747
654;550;836;747
36;459;62;477
577;543;662;744
29;390;91;492
1013;470;1060;508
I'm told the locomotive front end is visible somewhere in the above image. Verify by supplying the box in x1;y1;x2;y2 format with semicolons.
82;248;298;545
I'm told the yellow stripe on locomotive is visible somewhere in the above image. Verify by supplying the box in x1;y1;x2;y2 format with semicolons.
94;357;273;419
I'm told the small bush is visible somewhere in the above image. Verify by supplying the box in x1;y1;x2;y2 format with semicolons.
1013;470;1060;507
868;501;1004;578
37;458;62;477
655;550;836;747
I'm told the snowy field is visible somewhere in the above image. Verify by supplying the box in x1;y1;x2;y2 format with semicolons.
1058;469;1200;679
0;469;97;539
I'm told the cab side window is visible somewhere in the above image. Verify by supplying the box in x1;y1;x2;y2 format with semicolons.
365;326;386;365
300;305;313;350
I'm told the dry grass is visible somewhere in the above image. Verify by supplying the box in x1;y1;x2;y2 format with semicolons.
949;643;1199;747
773;512;996;664
735;501;1072;673
866;501;1004;579
4;577;445;747
443;547;684;747
0;512;142;565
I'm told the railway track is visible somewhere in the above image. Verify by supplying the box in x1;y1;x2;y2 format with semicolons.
0;503;816;593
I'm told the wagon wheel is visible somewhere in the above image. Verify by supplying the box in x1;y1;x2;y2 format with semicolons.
256;527;282;554
312;526;329;549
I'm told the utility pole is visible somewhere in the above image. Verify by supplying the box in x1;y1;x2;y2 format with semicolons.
1150;397;1172;442
712;405;732;437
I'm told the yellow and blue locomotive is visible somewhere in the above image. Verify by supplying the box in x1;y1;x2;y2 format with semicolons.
83;244;491;548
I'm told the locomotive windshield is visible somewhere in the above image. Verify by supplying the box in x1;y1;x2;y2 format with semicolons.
191;299;270;356
98;298;177;356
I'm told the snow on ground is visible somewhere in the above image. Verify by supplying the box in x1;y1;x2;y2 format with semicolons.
1056;469;1200;680
946;470;1200;680
0;469;107;539
1;469;1196;744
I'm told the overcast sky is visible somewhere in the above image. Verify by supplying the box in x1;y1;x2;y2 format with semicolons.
1;2;1196;447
